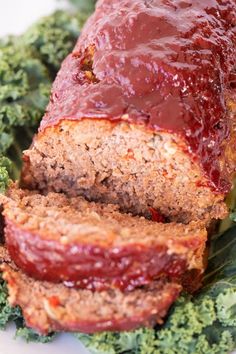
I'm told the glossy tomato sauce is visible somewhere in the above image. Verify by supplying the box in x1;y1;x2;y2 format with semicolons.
6;217;191;291
41;0;236;193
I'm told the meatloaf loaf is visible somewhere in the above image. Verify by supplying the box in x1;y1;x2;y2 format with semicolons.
22;0;236;223
1;0;236;336
1;258;181;335
2;186;206;291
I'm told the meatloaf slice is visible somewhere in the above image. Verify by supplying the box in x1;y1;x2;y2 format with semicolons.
2;186;206;291
21;0;236;223
1;261;181;335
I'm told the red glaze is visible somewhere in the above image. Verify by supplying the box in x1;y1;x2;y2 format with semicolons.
40;0;236;193
5;219;204;291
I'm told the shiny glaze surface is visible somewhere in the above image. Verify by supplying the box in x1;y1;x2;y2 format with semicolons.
40;0;236;193
5;219;202;291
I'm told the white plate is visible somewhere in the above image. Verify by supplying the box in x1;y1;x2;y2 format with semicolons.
0;2;88;352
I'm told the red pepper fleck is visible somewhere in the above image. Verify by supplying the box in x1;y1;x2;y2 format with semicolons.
149;207;166;223
124;148;135;160
48;295;60;307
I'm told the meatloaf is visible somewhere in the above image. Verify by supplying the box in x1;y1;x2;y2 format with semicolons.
2;186;206;291
1;0;236;336
22;0;236;223
1;259;181;335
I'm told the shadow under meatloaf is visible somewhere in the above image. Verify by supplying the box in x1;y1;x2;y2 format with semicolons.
1;252;181;335
2;186;206;292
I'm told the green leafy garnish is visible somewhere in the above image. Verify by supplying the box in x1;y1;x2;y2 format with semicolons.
22;11;86;73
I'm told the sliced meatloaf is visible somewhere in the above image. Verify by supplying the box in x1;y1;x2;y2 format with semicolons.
1;260;181;335
2;186;206;291
21;0;236;223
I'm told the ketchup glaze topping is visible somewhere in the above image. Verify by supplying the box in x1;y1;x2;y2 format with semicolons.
41;0;236;193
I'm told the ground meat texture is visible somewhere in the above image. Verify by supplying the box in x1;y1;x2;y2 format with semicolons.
2;187;206;291
1;261;181;335
0;244;11;263
21;0;236;223
22;120;229;224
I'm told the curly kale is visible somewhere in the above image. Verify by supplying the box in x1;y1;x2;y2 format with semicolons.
0;157;12;193
22;11;86;73
0;40;50;154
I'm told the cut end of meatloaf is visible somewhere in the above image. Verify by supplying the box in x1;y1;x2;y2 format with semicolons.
1;260;181;335
22;119;228;224
2;186;206;291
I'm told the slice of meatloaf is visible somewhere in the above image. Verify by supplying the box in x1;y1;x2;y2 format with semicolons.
1;261;181;335
21;0;236;223
2;186;206;291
